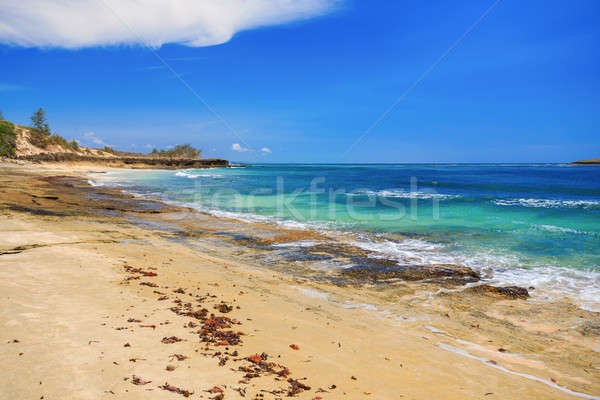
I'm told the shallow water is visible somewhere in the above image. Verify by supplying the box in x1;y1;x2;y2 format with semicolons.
90;164;600;310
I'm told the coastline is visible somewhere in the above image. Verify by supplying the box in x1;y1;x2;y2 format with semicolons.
6;154;231;169
1;161;599;399
572;159;600;165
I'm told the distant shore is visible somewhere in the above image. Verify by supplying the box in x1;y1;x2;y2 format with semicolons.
11;152;230;169
0;162;598;399
571;158;600;165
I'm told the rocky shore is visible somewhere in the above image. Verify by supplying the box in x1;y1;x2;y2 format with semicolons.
13;153;230;169
1;162;598;400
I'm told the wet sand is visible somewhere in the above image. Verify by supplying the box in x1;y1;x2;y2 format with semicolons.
1;161;599;399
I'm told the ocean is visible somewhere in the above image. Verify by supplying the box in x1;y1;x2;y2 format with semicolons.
90;163;600;311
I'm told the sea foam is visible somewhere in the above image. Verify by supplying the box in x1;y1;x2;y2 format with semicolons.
347;189;460;200
494;198;600;209
175;171;224;179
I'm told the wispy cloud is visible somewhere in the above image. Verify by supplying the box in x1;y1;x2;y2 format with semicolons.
80;131;109;147
261;147;272;154
232;143;249;152
0;1;341;48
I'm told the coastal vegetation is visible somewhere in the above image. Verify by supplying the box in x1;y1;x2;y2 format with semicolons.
0;119;17;157
1;110;207;164
100;144;203;159
28;108;79;151
151;144;202;159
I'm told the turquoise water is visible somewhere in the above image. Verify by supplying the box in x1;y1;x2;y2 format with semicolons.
92;164;600;310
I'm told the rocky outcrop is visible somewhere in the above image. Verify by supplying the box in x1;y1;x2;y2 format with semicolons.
341;264;480;284
465;284;529;299
15;153;229;169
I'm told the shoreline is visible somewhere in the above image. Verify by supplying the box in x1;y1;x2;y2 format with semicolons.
2;155;231;170
91;165;600;314
1;162;599;399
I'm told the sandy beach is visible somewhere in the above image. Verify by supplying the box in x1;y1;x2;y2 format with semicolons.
1;161;599;400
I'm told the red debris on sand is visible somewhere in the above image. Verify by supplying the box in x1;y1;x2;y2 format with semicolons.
159;383;193;397
199;316;243;346
131;375;151;385
140;325;156;329
287;378;311;396
215;303;233;313
207;386;224;394
248;354;262;364
289;344;300;351
162;336;183;344
124;265;158;277
140;282;158;288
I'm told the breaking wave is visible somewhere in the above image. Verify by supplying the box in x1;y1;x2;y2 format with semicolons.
346;189;461;200
494;198;600;209
175;171;224;179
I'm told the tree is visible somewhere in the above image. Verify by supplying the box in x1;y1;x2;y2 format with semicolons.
0;109;4;121
31;108;50;135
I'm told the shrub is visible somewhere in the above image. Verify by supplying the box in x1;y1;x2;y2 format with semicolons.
47;133;79;151
0;120;17;157
102;146;120;155
151;144;202;159
29;129;49;148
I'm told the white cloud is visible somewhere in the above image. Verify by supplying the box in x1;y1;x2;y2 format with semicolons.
0;0;340;48
260;147;272;153
81;131;108;147
232;143;249;152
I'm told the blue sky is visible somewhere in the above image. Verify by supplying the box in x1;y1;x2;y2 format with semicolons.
0;0;599;163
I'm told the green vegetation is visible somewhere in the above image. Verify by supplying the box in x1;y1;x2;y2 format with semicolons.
0;120;17;156
48;134;80;151
26;108;79;151
151;144;202;159
30;107;50;134
102;146;119;154
29;108;51;148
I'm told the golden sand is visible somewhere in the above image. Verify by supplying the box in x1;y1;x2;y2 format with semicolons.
0;161;598;399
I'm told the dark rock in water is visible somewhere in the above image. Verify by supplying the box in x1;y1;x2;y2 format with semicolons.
465;284;529;300
341;264;480;283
